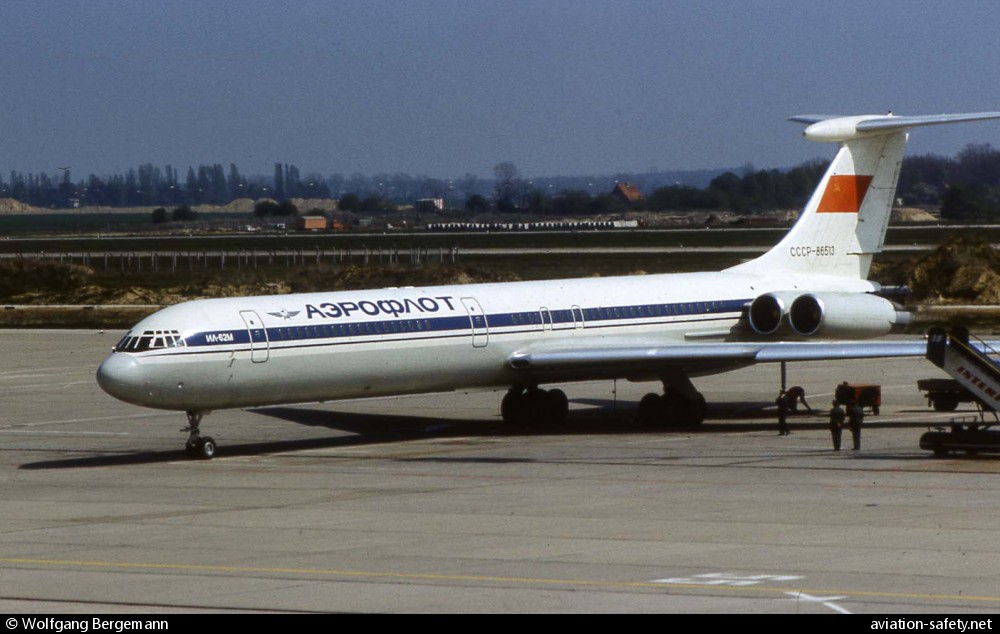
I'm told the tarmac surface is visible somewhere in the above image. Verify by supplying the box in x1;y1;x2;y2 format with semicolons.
1;329;998;613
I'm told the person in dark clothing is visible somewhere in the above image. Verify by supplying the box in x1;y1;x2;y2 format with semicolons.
776;391;790;436
847;401;864;450
829;400;845;451
784;385;812;413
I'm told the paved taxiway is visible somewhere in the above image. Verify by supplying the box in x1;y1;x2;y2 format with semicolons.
1;330;998;613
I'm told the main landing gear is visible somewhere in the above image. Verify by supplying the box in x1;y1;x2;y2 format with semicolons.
637;372;707;427
637;390;707;427
501;386;569;428
182;411;217;459
500;374;708;429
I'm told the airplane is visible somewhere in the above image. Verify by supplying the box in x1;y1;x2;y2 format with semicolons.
97;111;1000;458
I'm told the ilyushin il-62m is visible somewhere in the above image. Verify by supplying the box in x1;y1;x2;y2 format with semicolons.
98;111;1000;458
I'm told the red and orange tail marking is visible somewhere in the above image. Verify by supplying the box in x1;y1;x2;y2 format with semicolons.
816;174;873;213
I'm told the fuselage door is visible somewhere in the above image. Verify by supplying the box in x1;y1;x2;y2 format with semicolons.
539;307;553;332
461;297;489;348
239;310;269;363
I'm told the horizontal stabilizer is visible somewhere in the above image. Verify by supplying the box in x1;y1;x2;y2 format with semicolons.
790;112;1000;142
857;112;1000;133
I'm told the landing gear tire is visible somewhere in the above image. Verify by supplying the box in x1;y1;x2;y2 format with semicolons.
543;389;569;425
638;393;666;426
501;387;569;428
182;411;217;459
674;392;707;426
501;388;530;428
197;436;217;459
933;397;959;412
638;390;706;427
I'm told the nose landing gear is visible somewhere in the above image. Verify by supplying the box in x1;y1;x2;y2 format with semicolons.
182;411;217;459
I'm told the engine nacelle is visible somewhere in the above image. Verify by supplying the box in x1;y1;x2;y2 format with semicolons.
788;292;911;338
747;291;801;336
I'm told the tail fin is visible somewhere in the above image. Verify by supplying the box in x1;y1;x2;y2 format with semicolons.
728;112;1000;279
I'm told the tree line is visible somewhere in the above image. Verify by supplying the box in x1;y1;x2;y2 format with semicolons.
632;145;1000;220
2;163;331;209
3;146;1000;220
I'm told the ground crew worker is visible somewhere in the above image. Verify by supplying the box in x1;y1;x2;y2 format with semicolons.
776;391;790;436
829;400;845;451
785;385;812;413
847;401;864;450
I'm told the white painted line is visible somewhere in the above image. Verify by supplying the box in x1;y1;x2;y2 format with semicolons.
0;430;130;436
785;591;852;615
2;381;98;391
0;369;92;377
653;572;802;586
0;412;167;429
624;436;694;446
0;365;95;377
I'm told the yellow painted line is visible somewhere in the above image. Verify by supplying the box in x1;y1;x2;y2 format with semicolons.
1;558;999;604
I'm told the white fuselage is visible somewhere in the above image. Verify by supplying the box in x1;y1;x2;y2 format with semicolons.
96;268;871;412
95;111;1000;435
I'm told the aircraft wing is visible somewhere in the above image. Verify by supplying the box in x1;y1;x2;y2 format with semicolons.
507;340;928;377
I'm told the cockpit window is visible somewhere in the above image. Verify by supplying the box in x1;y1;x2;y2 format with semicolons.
115;330;184;352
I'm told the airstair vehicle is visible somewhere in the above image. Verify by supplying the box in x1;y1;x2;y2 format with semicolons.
920;327;1000;457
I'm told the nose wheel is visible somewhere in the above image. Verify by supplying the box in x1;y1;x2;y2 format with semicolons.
182;411;217;459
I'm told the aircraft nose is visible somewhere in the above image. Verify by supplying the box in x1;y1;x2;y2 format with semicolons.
96;352;145;405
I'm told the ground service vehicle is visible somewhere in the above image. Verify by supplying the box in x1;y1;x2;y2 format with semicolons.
835;382;881;415
917;378;976;412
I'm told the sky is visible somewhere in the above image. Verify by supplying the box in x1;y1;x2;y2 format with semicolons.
4;0;1000;181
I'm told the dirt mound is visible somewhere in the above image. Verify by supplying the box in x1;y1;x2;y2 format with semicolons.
0;257;520;306
905;236;1000;303
286;265;519;294
291;198;339;212
197;198;257;213
0;198;45;214
193;197;339;214
892;207;937;223
0;258;93;301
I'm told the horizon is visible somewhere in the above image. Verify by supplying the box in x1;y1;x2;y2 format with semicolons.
4;1;1000;179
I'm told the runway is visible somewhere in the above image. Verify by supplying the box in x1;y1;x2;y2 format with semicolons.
1;330;998;613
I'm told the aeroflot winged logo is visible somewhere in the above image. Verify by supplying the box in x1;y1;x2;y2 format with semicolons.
817;174;873;213
267;309;301;320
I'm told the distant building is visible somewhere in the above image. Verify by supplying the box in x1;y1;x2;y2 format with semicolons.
611;182;644;205
416;198;445;211
297;215;328;231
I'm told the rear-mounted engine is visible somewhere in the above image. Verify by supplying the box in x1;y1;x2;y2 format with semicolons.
789;292;910;337
747;291;800;335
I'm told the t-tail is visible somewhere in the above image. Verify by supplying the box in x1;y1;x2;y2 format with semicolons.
729;112;1000;280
